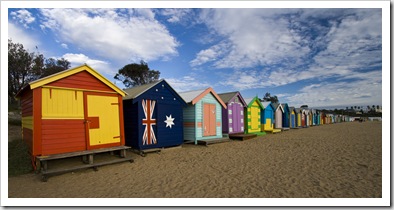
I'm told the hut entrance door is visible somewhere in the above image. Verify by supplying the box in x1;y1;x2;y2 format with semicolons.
231;103;243;133
250;106;259;130
85;94;121;148
275;110;282;129
203;103;216;136
291;114;295;128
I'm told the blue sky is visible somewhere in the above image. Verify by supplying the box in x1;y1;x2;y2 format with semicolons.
5;2;386;109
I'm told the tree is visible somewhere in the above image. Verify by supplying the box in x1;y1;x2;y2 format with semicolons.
8;39;35;105
114;61;160;88
40;57;70;78
8;39;70;105
262;92;279;103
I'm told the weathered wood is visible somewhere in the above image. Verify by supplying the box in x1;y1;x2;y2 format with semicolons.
36;146;131;161
197;137;231;146
229;133;257;141
41;157;134;182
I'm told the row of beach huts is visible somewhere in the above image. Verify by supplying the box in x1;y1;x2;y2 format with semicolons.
14;65;356;179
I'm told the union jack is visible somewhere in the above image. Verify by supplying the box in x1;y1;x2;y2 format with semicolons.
142;99;157;145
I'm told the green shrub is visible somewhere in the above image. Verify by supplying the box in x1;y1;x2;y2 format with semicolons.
8;118;22;126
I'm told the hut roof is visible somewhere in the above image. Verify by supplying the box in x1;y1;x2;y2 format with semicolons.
179;87;227;109
271;102;284;112
122;79;186;106
218;91;247;107
15;64;126;97
244;96;264;109
123;80;163;100
261;101;272;109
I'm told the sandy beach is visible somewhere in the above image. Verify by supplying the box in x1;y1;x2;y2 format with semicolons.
8;121;382;198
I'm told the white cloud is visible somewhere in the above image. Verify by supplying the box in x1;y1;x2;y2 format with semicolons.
193;9;310;69
10;9;35;28
39;9;179;63
61;53;111;75
166;76;210;92
284;70;382;108
8;22;39;51
197;9;381;94
160;9;192;23
61;43;68;49
190;41;230;67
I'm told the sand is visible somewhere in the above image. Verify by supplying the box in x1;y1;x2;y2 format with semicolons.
8;121;382;198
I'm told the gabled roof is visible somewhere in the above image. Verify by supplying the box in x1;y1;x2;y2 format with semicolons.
16;64;126;97
289;106;296;113
123;79;163;100
218;91;247;107
122;79;186;106
261;101;273;110
271;102;284;112
244;96;263;109
179;87;227;109
281;103;290;112
295;108;302;113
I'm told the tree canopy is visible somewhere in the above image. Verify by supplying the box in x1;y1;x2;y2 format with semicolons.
8;39;70;105
114;61;160;88
261;92;279;103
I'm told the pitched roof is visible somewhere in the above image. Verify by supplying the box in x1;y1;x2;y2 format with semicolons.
271;102;284;112
16;64;126;97
244;96;263;109
123;79;162;100
261;101;272;109
123;79;187;106
179;87;227;109
218;91;247;107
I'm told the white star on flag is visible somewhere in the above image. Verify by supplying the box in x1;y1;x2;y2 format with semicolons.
164;115;175;128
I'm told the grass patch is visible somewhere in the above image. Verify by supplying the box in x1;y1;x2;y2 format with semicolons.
8;139;33;176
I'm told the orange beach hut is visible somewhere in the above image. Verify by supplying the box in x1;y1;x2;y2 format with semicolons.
15;64;127;165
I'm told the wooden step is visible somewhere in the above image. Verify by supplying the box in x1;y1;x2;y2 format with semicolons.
41;157;134;182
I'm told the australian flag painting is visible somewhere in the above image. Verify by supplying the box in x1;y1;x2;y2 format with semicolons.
142;99;157;145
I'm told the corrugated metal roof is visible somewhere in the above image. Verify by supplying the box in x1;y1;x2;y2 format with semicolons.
178;89;206;103
123;79;163;100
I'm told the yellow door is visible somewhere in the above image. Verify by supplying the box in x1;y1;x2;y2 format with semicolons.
251;106;259;131
86;94;120;146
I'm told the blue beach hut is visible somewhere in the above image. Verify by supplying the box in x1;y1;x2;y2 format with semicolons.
123;79;187;151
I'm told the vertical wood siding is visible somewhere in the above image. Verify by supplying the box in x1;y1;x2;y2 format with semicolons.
196;93;222;140
221;103;229;134
41;88;84;119
275;109;282;129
